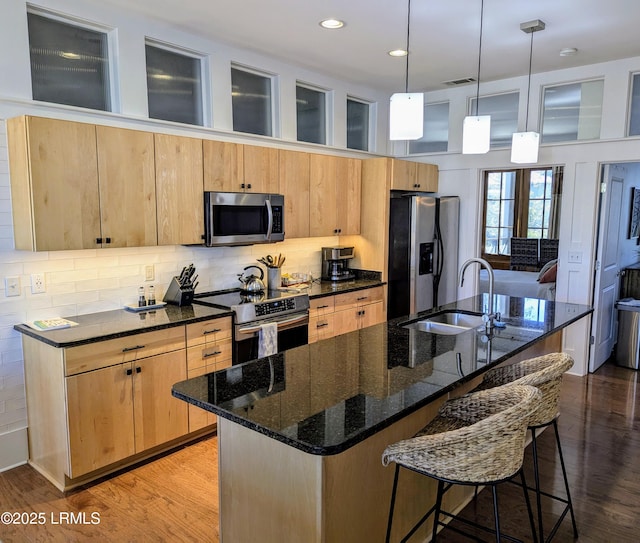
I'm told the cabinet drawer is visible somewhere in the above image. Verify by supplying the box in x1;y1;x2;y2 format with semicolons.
309;296;335;317
334;286;384;312
65;326;185;376
187;340;233;371
186;317;232;347
308;314;335;344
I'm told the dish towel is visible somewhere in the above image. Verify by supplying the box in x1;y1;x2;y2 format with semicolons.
258;322;278;358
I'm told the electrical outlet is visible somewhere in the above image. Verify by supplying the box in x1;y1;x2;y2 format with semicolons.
5;276;21;297
31;273;45;294
145;265;155;281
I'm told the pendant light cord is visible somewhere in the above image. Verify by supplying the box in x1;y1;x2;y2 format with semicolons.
524;30;534;131
404;0;412;93
475;0;484;115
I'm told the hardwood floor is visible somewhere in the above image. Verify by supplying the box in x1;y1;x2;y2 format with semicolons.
0;361;638;542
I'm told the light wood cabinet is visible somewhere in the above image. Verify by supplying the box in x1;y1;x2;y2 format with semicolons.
308;286;385;343
203;140;244;192
155;133;204;245
309;155;361;237
279;149;310;238
243;144;279;193
7;117;160;250
7;116;100;251
186;316;233;431
20;319;231;491
95;126;157;247
390;158;438;192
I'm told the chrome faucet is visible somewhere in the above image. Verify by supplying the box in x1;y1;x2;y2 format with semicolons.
459;257;499;331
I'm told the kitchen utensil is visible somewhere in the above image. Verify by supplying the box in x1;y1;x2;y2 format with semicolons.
238;265;266;293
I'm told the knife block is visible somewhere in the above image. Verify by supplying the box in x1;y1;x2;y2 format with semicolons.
163;277;194;306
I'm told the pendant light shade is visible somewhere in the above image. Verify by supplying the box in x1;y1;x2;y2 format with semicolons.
511;19;545;164
462;115;491;154
390;92;424;140
462;0;490;154
511;131;540;163
388;0;424;140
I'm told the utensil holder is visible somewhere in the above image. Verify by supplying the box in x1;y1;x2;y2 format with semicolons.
163;277;194;306
267;267;281;290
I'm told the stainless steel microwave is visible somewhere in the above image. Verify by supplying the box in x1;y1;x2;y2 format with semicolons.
204;192;285;247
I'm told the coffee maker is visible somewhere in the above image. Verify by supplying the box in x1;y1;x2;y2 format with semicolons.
321;246;355;281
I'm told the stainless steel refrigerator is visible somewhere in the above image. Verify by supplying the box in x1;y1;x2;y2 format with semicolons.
387;193;460;319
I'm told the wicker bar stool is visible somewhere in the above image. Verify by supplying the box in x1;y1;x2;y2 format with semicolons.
382;384;542;543
478;352;578;543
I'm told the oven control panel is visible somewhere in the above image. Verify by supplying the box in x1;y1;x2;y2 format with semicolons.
255;297;297;317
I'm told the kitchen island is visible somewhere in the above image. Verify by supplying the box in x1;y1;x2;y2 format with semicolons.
172;294;592;542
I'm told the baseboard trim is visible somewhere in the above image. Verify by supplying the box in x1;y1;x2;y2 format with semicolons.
0;427;28;472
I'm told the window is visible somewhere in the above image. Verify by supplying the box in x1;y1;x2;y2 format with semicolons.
409;101;449;153
541;80;603;143
296;84;327;144
145;41;205;126
470;92;519;148
346;97;371;151
231;66;274;136
27;10;112;111
628;73;640;136
482;167;563;261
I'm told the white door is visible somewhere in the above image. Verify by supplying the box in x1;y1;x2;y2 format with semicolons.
590;164;626;372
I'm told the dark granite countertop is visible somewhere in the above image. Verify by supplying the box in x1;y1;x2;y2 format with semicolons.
172;294;592;456
14;304;232;348
305;275;384;299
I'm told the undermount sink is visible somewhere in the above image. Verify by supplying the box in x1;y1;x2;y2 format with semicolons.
403;311;486;335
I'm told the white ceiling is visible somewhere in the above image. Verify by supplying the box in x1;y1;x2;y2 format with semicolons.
99;0;640;93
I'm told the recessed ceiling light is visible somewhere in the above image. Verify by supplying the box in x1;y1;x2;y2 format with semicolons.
560;47;578;56
388;49;408;57
320;18;345;29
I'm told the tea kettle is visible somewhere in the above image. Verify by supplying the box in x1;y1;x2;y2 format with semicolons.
238;265;265;293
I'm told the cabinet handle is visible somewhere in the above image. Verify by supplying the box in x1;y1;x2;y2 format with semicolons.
240;183;245;189
126;368;133;376
203;328;222;335
247;183;252;189
356;296;368;301
316;322;329;328
122;345;145;353
338;228;342;234
105;237;111;244
96;237;102;244
317;304;329;309
136;366;141;373
203;350;222;358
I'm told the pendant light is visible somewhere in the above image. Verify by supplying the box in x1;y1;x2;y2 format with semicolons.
462;0;490;154
389;0;424;140
511;19;545;164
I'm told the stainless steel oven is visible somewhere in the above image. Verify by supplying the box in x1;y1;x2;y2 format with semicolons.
194;290;310;364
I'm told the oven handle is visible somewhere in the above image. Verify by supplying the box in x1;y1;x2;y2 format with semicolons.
237;313;309;334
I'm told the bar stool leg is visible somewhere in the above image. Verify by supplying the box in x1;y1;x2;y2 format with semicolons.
520;468;538;543
552;420;578;538
386;464;401;543
491;484;502;543
431;480;444;542
530;427;544;542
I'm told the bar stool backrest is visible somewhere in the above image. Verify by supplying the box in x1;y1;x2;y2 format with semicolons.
480;353;574;427
382;384;542;484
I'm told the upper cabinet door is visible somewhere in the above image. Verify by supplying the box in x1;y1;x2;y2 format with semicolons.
96;126;157;248
279;149;309;239
390;159;417;191
8;116;100;251
243;145;279;193
309;154;338;237
416;163;438;192
155;134;204;245
203;140;244;192
336;157;362;235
